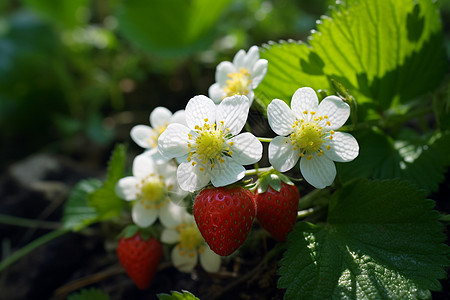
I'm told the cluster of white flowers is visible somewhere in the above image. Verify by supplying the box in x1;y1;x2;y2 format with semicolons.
114;46;359;273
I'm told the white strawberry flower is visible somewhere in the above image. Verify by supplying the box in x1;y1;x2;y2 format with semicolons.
157;94;263;192
115;154;188;228
130;107;186;164
208;45;268;105
161;208;221;273
267;87;359;189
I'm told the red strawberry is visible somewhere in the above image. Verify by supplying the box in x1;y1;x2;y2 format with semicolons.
117;231;163;289
254;178;299;242
193;186;256;256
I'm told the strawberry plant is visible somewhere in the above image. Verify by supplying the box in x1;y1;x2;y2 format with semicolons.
1;0;449;299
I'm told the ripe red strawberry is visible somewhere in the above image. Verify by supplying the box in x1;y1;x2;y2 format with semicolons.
254;179;299;242
117;231;163;289
193;186;256;256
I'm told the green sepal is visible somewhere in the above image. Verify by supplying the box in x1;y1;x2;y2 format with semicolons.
119;224;160;241
256;169;295;194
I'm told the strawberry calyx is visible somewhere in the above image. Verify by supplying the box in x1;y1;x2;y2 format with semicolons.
256;169;295;194
119;224;159;241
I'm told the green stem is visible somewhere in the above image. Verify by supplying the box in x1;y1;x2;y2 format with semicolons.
0;214;61;230
256;137;272;143
245;166;273;176
0;228;70;272
297;208;316;219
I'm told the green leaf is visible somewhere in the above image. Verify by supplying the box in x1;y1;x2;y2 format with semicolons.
337;129;450;195
21;0;89;29
115;0;233;56
255;0;446;120
278;179;449;300
67;288;110;300
88;144;126;220
157;290;200;300
61;179;102;231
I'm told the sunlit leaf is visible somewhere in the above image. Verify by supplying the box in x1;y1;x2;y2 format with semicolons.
255;0;446;120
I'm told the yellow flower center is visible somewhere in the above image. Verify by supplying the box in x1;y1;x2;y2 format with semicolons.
187;119;234;171
147;124;168;148
290;111;335;159
178;223;204;251
140;178;167;209
223;68;252;97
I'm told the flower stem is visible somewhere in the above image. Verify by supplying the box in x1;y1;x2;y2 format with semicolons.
0;214;61;230
256;137;272;143
245;166;273;176
0;228;70;272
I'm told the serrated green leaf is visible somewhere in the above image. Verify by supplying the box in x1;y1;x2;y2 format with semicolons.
157;290;200;300
67;287;110;300
61;179;101;231
337;129;450;195
105;143;127;187
115;0;232;56
255;0;446;120
88;143;126;220
278;179;449;300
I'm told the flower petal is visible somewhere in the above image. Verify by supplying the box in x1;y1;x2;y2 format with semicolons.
170;110;187;126
185;95;217;130
177;161;211;192
232;49;246;68
208;83;226;104
291;87;319;119
246;90;255;105
160;201;188;228
130;125;154;149
172;246;197;273
157;123;190;159
145;148;170;165
160;228;180;244
267;99;296;136
150;106;172;128
241;46;260;69
229;132;262;165
132;154;156;179
268;136;300;172
317;96;350;130
132;200;158;227
210;156;245;187
299;154;336;189
216;95;250;135
216;61;237;86
199;245;221;273
250;58;268;88
322;132;359;162
115;176;139;201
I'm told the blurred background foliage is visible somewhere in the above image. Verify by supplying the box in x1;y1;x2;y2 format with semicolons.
0;0;448;169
